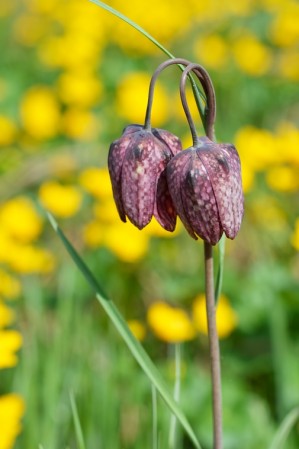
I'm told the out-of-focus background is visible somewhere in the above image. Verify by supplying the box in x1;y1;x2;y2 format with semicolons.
0;0;299;448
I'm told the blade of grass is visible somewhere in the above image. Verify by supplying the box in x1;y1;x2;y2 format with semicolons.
269;407;299;449
215;235;226;304
47;212;201;449
88;0;206;118
169;344;182;449
152;385;158;449
89;0;174;57
70;391;86;449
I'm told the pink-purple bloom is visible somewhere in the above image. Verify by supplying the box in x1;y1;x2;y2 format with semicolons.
166;136;244;245
108;124;182;231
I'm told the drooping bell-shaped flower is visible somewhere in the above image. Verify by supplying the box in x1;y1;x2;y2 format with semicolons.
166;136;244;245
108;124;182;231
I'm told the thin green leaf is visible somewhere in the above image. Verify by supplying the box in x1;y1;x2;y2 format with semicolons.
69;391;86;449
47;212;201;449
89;0;174;58
152;385;158;449
88;0;206;117
269;407;299;449
215;235;226;304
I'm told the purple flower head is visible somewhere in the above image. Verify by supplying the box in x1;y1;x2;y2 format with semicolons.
108;124;182;231
166;136;244;245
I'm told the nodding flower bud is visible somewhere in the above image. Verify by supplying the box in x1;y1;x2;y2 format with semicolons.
108;124;182;231
166;136;244;245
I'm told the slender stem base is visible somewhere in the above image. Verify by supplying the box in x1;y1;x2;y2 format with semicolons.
204;242;223;449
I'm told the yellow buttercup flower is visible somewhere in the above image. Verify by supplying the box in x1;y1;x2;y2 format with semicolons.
7;245;55;274
0;269;21;299
143;218;182;238
62;108;98;141
0;330;22;369
127;319;146;341
193;294;238;339
93;198;121;224
20;86;60;140
116;72;168;126
241;164;255;194
83;220;105;248
104;223;149;262
232;34;272;76
0;197;43;243
0;394;25;449
194;34;229;70
234;126;278;170
25;0;58;14
13;14;48;47
251;196;287;231
275;122;299;165
147;301;196;343
39;34;99;69
39;181;82;217
266;165;299;192
0;116;17;146
291;218;299;251
79;167;112;199
278;50;299;81
57;70;102;107
0;301;14;328
269;3;299;47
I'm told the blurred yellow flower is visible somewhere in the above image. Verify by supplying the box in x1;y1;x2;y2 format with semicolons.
25;0;58;13
83;220;105;248
93;198;119;224
0;301;14;328
0;269;21;299
0;116;17;146
0;394;25;449
38;34;99;69
0;197;43;243
194;34;229;69
278;50;299;81
13;14;48;47
276;122;299;165
193;294;238;339
266;166;299;192
143;218;182;238
270;3;299;47
291;218;299;251
251;196;287;231
79;167;112;199
147;301;196;343
116;72;168;126
20;86;60;140
7;245;55;274
234;126;278;171
104;223;149;262
241;164;255;194
62;108;98;141
108;0;193;54
127;319;146;341
232;34;272;76
0;1;16;17
0;330;22;369
57;70;102;107
39;181;82;217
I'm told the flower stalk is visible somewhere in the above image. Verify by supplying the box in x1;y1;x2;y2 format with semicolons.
181;63;223;449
